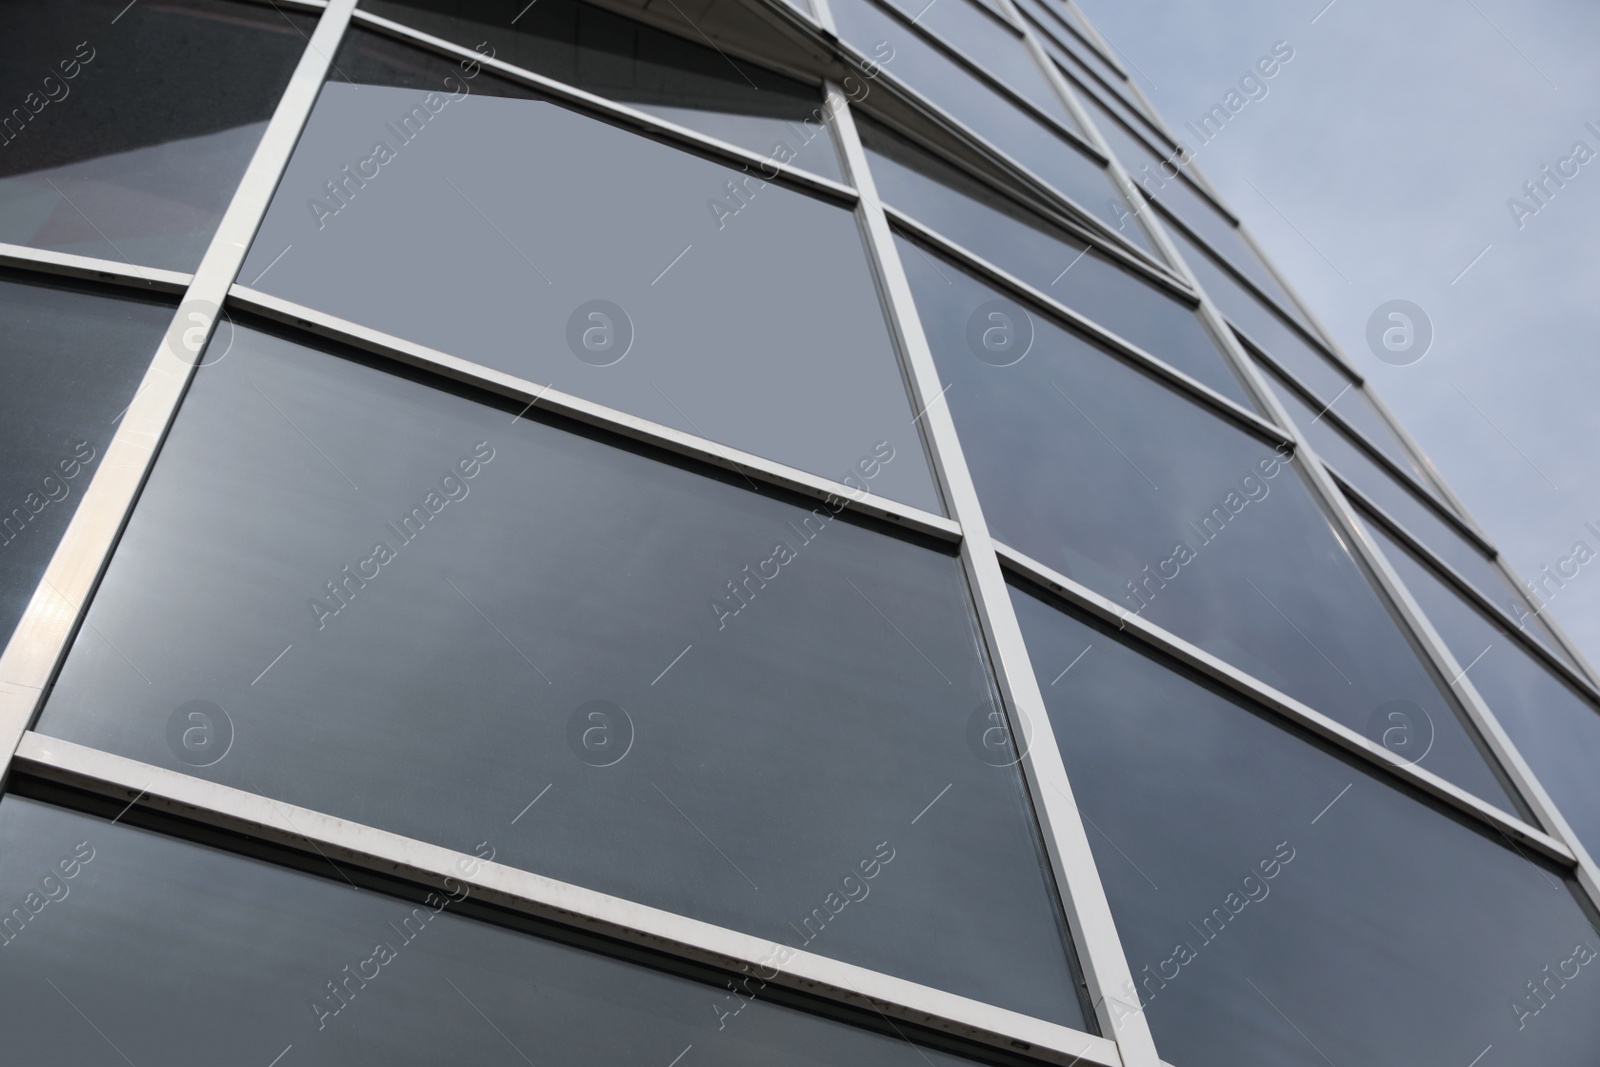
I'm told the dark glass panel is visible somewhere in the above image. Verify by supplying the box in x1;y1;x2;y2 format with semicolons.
858;118;1249;405
37;321;1086;1027
0;272;173;647
898;239;1516;809
829;0;1148;249
0;0;315;271
1362;515;1600;864
877;0;1078;131
1012;584;1600;1067
239;31;941;513
0;794;991;1065
360;0;845;181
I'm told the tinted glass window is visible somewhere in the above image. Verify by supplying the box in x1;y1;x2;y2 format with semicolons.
899;240;1516;809
1012;585;1600;1067
859;119;1248;405
0;0;314;271
360;0;845;181
878;0;1078;131
830;0;1147;249
1362;516;1600;864
0;795;991;1065
37;321;1086;1027
0;273;173;647
239;32;941;513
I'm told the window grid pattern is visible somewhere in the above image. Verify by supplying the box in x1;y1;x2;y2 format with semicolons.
0;1;1598;1065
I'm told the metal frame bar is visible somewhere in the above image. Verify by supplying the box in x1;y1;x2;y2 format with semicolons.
14;733;1122;1067
228;285;959;541
0;242;192;294
830;81;1165;1067
0;0;363;782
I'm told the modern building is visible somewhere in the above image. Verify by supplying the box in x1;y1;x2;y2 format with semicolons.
2;0;1599;1063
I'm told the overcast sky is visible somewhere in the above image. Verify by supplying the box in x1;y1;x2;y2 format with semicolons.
1075;0;1600;668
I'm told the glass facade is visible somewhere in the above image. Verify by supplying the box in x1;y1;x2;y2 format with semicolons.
2;2;1597;1065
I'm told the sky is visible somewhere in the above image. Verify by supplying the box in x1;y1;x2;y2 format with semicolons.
1074;0;1600;669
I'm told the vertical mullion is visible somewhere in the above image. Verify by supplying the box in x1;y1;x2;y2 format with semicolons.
0;0;362;785
827;83;1164;1066
1007;2;1600;929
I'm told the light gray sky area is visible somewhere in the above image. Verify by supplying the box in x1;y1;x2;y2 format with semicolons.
1076;0;1600;667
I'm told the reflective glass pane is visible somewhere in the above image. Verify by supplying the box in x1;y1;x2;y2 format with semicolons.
360;0;845;181
0;272;172;647
1362;516;1600;863
1012;584;1600;1067
37;321;1086;1027
830;0;1148;248
1261;367;1530;610
878;0;1078;131
0;0;314;271
0;794;991;1065
899;239;1516;808
858;118;1249;405
239;31;941;513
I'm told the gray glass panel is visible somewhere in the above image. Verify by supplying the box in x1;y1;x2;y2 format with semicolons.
1259;367;1541;622
0;0;315;271
0;273;173;647
899;239;1517;809
0;794;990;1065
239;32;941;514
1011;584;1600;1067
360;0;845;182
858;118;1249;405
37;321;1086;1027
877;0;1078;131
1362;516;1600;865
830;0;1148;249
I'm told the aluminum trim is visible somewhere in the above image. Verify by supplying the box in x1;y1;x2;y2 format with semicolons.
227;284;961;541
14;732;1125;1067
831;81;1164;1065
0;242;193;294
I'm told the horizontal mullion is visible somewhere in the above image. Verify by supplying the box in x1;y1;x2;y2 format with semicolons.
0;241;192;294
885;211;1287;450
13;732;1123;1067
1333;471;1600;707
350;10;859;209
228;285;959;543
994;543;1577;869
